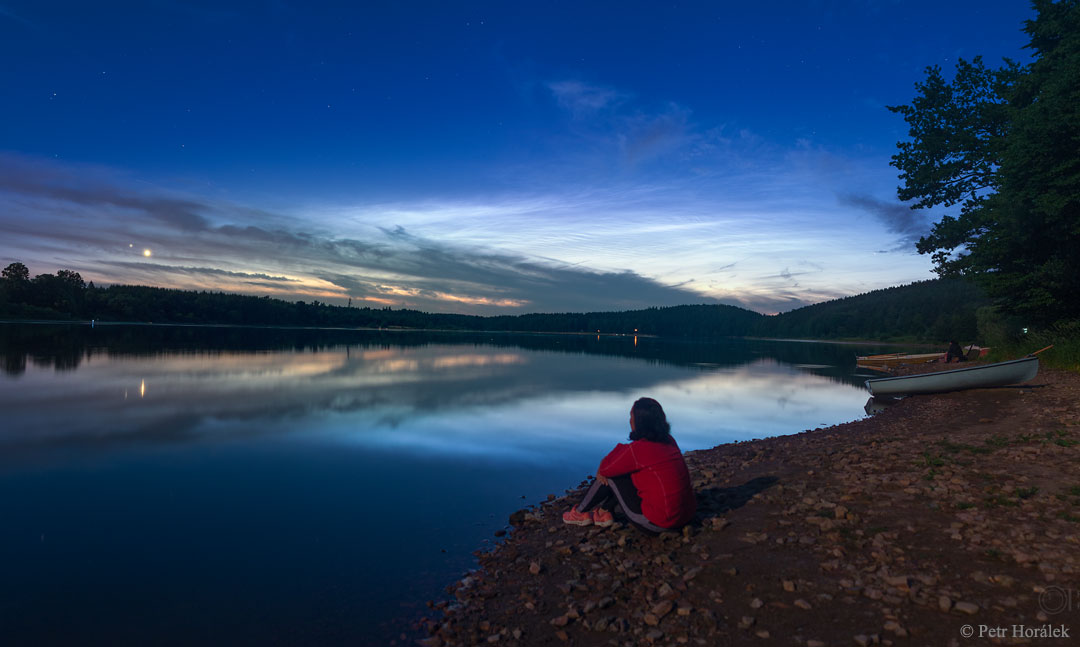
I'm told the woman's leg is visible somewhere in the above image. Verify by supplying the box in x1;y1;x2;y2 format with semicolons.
606;474;669;534
577;477;616;512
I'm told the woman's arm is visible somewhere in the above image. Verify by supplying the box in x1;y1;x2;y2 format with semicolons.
597;443;641;478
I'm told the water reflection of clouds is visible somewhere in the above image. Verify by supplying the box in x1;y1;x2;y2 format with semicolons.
340;359;868;463
1;346;677;444
0;344;868;467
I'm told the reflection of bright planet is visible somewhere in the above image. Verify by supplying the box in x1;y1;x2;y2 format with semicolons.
143;249;152;257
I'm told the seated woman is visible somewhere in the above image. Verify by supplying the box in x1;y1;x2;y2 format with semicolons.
563;397;696;533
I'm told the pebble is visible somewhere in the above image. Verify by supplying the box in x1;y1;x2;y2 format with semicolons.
750;598;764;609
683;566;703;581
883;620;908;638
650;599;674;619
937;596;953;612
953;601;979;615
794;599;812;610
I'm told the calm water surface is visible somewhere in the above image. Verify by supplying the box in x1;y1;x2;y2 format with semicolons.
0;324;892;645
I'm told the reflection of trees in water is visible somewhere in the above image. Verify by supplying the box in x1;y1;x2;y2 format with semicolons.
0;323;898;386
3;352;26;376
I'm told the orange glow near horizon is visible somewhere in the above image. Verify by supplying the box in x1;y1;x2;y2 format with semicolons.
352;296;398;305
431;292;527;307
80;264;536;311
431;353;524;369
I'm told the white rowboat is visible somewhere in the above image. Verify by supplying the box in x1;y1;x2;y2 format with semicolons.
864;356;1039;396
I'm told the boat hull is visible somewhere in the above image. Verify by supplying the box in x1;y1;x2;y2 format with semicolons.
855;352;945;368
856;347;989;370
857;353;943;374
865;356;1039;396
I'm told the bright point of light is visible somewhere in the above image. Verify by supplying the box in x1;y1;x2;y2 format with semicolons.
143;249;152;257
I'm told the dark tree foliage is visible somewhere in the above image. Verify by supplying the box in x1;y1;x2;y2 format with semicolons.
888;57;1017;215
1;262;986;343
757;279;987;342
2;262;30;282
890;0;1080;325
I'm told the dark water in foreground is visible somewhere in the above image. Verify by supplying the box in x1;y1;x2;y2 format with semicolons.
0;324;894;646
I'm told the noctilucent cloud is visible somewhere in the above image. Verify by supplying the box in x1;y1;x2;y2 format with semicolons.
0;1;1034;315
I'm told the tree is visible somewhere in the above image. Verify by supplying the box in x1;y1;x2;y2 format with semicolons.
1;262;32;306
890;0;1080;324
2;262;30;283
888;57;1017;216
56;269;86;290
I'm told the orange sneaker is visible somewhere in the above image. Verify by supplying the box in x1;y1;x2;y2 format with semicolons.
592;507;614;527
562;505;592;526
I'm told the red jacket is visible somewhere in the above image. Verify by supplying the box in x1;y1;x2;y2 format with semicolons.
597;438;696;529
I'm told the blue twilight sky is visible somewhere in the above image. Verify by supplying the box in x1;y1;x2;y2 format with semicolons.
0;1;1035;315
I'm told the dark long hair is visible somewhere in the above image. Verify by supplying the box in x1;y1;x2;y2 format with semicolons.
629;397;672;443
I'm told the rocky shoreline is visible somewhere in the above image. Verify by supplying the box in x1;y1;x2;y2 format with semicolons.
412;368;1080;646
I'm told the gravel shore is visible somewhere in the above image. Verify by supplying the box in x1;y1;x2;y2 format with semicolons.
413;367;1080;646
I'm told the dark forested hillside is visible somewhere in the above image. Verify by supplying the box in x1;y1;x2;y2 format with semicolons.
1;261;988;342
762;279;988;341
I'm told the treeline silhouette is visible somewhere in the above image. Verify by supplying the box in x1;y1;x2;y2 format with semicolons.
762;279;985;342
0;261;986;342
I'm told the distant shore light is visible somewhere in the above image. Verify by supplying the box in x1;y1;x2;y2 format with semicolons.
143;249;152;257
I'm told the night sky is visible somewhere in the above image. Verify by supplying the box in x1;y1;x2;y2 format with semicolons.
0;1;1035;315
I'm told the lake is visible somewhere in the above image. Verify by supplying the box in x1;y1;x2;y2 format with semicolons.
0;323;894;646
